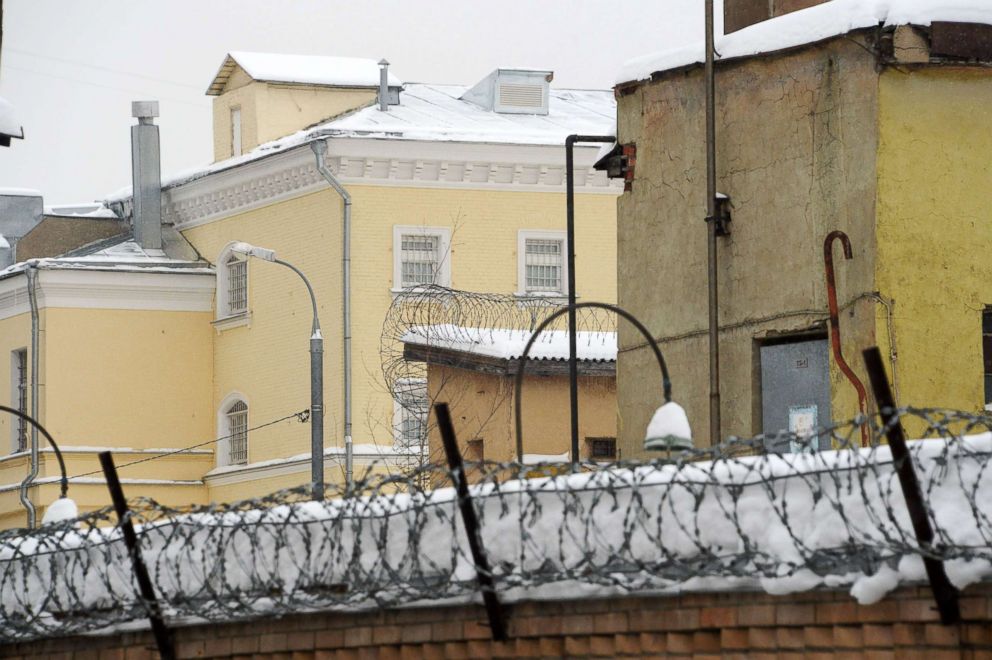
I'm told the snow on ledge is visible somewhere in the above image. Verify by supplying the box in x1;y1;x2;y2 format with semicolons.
402;324;617;362
618;0;992;85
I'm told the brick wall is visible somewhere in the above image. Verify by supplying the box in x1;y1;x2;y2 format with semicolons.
724;0;831;33
5;583;992;658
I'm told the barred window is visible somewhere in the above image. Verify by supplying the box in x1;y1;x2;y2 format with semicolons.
400;235;439;288
587;437;617;460
11;349;27;453
395;380;428;449
226;254;247;316
226;400;248;465
525;238;563;293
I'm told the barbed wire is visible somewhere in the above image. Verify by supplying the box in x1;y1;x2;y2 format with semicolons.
380;286;616;468
3;407;992;642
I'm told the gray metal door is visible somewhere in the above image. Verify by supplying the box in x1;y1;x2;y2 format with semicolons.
760;338;831;452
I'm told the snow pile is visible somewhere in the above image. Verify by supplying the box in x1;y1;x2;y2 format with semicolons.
225;52;401;89
402;324;617;362
3;430;992;640
618;0;992;84
40;498;78;526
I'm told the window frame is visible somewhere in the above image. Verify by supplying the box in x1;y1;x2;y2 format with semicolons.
217;393;249;468
517;230;568;297
9;348;27;454
392;378;428;451
392;225;451;293
230;106;243;158
214;242;251;329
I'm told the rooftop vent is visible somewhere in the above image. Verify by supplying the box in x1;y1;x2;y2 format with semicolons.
461;68;552;115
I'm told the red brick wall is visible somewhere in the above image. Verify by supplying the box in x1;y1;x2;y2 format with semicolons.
724;0;832;33
4;584;992;658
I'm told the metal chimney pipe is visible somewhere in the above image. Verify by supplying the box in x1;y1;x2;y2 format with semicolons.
378;59;389;112
131;101;163;251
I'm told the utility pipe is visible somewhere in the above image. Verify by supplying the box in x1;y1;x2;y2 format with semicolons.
704;0;722;445
311;140;353;488
18;263;40;528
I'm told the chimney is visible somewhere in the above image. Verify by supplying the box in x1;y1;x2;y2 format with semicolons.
130;100;162;251
378;59;389;112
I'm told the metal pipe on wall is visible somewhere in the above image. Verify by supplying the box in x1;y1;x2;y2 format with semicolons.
18;263;40;528
311;139;353;488
705;0;722;446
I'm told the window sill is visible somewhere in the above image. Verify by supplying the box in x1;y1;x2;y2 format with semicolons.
212;312;250;332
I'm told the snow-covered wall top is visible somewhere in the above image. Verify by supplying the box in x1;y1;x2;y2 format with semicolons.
402;324;617;362
618;0;992;85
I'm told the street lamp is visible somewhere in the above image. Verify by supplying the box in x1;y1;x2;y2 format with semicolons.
513;301;692;466
229;242;325;500
0;404;75;525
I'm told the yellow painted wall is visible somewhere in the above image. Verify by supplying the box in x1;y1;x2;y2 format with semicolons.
182;183;617;495
212;69;377;161
876;67;992;414
425;363;616;464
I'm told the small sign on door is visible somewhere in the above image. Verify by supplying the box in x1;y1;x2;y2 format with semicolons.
789;404;818;452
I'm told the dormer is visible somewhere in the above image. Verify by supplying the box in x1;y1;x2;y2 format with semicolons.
460;68;553;116
206;52;402;161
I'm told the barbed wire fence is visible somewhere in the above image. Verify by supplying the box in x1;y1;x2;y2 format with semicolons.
3;407;992;643
380;286;617;472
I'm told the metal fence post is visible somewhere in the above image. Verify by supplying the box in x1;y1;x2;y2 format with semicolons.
99;451;176;659
434;403;508;641
862;347;960;624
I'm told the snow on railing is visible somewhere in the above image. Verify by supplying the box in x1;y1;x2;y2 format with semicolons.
2;407;992;642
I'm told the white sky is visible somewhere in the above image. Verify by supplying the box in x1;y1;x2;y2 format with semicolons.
0;1;703;205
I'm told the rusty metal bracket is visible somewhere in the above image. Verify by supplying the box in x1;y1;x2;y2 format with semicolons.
824;230;870;447
434;402;509;641
862;348;960;625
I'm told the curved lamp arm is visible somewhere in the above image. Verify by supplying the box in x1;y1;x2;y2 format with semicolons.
513;301;672;463
0;404;68;498
274;258;321;336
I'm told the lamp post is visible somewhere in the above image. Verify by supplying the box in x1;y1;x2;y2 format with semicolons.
1;404;73;526
230;242;324;500
513;301;692;466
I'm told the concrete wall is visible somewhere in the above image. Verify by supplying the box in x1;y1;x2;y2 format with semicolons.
7;583;991;657
425;364;616;465
875;67;992;415
615;37;879;456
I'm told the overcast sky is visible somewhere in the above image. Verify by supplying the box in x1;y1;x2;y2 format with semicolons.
0;1;704;205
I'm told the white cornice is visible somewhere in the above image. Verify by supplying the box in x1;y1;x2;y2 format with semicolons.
0;269;215;322
203;449;410;487
167;138;622;231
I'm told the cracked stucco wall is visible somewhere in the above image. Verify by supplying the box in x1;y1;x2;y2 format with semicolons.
615;37;880;455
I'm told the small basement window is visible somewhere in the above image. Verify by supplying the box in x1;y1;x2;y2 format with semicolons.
586;437;617;461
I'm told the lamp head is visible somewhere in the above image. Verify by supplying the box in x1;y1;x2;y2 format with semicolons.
644;401;693;452
230;241;276;262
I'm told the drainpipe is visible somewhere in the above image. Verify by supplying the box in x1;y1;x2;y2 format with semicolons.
704;0;722;445
310;139;353;488
18;262;40;528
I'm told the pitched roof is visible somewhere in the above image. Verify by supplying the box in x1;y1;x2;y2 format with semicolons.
207;51;402;96
617;0;992;85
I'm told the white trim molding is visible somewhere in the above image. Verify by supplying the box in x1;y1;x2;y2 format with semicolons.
165;138;622;231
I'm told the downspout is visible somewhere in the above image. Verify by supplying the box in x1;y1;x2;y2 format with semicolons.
310;139;353;488
18;262;40;528
704;0;722;445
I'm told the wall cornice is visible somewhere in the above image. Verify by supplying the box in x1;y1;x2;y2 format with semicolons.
166;138;622;231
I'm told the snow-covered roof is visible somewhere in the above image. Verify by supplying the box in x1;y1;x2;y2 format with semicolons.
0;187;40;198
44;203;117;218
105;83;615;201
402;325;617;362
0;237;212;280
207;51;402;96
618;0;992;85
0;96;24;140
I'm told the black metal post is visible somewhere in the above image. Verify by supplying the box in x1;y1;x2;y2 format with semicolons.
565;134;617;469
434;403;508;641
99;451;176;659
862;347;960;625
0;404;68;498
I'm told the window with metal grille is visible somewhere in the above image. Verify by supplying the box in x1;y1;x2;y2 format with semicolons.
984;309;992;406
400;235;439;288
226;255;247;316
12;349;27;453
525;238;563;292
230;107;242;157
395;380;428;449
587;437;617;460
226;400;248;465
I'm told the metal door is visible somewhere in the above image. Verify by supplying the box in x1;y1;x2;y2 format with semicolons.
760;338;831;452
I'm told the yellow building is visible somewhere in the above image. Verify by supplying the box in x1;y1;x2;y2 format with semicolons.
612;2;992;455
0;53;620;527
